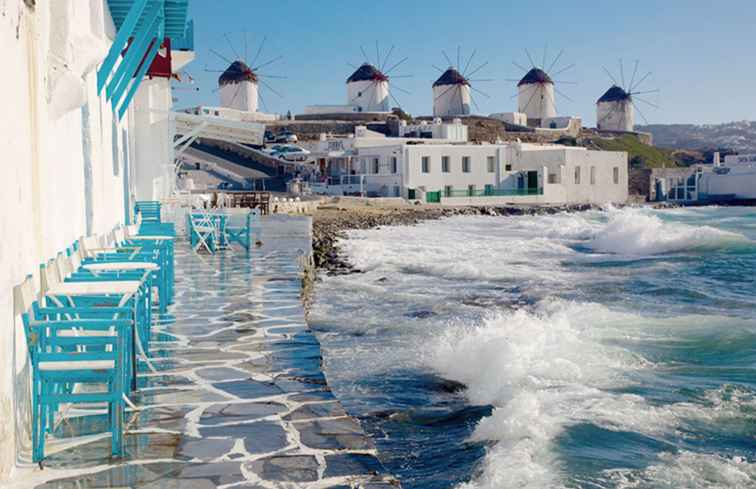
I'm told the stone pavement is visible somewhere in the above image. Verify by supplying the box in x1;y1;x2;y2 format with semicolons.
12;216;398;489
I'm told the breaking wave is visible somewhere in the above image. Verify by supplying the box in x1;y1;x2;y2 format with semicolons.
588;207;751;255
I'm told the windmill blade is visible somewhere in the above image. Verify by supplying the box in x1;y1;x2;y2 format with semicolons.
469;78;494;83
628;59;639;92
204;68;226;73
375;40;381;67
630;89;660;96
465;61;489;79
260;80;283;98
253;55;283;72
392;84;411;96
602;66;620;86
432;64;445;73
619;58;626;88
209;48;234;65
462;49;477;77
457;45;461;71
258;90;269;112
554;86;573;103
504;78;525;82
470;85;491;98
244;31;248;63
442;50;454;68
630;71;652;92
542;43;548;71
389;75;414;79
224;33;241;60
547;49;564;74
360;45;370;64
347;62;359;69
381;45;395;72
384;56;408;75
434;83;457;102
554;80;578;85
633;96;660;109
469;91;481;112
258;73;288;79
632;100;649;125
388;90;404;110
525;48;537;68
513;61;529;72
551;63;575;78
251;36;267;67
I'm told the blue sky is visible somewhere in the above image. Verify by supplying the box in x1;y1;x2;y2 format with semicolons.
175;1;756;125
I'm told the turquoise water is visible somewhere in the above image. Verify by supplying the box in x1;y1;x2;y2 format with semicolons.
309;206;756;488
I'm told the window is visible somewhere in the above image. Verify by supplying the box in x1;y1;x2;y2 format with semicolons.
487;156;495;173
444;185;453;197
371;158;380;174
613;166;620;184
505;164;512;171
462;156;471;173
394;186;401;197
574;166;581;184
590;166;596;185
391;157;398;174
484;184;494;195
467;184;476;196
421;156;430;173
442;156;450;173
548;173;559;184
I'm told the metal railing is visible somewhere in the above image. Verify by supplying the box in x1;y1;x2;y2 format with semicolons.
444;187;543;198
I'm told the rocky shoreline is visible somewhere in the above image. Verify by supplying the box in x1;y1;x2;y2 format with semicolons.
311;203;598;274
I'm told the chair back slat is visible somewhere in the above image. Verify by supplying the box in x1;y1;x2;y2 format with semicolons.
40;259;60;295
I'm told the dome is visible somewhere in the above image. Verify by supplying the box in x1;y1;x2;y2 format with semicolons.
597;85;631;103
433;68;469;87
517;68;553;86
347;63;388;83
218;60;257;86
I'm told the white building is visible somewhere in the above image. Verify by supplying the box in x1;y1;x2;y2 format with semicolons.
0;0;193;479
518;68;557;122
310;132;628;205
597;85;634;132
697;153;756;202
433;68;471;117
398;118;468;142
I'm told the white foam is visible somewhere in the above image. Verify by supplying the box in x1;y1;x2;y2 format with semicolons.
588;207;750;255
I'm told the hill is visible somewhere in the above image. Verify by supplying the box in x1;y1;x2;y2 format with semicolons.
637;121;756;154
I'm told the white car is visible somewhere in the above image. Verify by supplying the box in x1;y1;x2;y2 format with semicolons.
274;145;311;162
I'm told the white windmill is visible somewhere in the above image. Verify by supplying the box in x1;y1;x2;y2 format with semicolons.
346;43;411;113
508;47;576;124
432;47;491;117
207;33;285;114
597;60;659;132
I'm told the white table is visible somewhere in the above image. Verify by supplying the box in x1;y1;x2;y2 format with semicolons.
83;262;159;272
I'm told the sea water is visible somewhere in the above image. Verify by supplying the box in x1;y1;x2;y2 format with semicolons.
308;206;756;489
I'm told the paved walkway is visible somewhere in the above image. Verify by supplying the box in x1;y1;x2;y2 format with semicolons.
15;216;397;489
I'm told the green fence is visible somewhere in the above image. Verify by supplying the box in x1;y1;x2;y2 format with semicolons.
444;187;543;198
426;191;441;203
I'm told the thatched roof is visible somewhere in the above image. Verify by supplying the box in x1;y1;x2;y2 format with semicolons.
347;63;388;83
518;68;553;86
598;85;631;103
433;67;469;87
218;60;257;86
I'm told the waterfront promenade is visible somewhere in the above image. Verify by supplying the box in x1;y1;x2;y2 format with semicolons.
10;216;397;489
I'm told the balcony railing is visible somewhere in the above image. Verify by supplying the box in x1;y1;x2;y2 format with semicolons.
444;187;543;198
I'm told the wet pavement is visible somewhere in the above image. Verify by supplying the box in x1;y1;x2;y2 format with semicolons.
13;216;398;489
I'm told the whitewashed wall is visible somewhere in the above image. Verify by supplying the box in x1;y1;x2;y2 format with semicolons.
346;80;389;112
0;0;168;480
220;80;258;112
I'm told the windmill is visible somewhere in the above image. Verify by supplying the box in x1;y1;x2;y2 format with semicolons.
597;60;659;132
346;42;411;113
507;46;576;124
205;32;286;113
432;47;491;117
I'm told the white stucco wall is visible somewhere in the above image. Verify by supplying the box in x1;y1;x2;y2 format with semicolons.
219;80;258;112
518;83;556;120
432;84;471;117
0;0;183;480
346;80;389;112
597;100;633;132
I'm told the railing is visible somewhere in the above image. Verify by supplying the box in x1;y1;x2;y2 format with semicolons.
444;187;543;198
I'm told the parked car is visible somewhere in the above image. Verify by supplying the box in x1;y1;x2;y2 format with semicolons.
274;131;298;143
277;146;311;162
264;130;276;143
